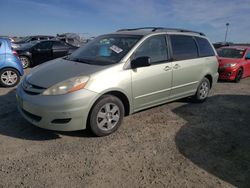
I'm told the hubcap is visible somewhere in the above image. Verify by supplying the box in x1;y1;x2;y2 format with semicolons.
96;103;120;131
199;81;209;99
20;57;29;68
1;70;18;86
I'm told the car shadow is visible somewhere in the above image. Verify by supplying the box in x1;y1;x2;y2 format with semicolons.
174;95;250;188
0;88;93;141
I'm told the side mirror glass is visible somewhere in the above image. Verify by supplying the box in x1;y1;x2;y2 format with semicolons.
131;56;151;69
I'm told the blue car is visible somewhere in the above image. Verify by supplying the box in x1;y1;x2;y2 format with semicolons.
0;38;24;87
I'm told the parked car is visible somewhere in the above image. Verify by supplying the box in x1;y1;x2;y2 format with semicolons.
11;35;55;49
16;40;78;68
217;46;250;82
16;27;218;136
0;38;24;87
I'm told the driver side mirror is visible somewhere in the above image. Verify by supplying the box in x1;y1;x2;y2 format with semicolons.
131;56;151;69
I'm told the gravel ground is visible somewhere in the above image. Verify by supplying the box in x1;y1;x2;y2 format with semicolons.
0;72;249;188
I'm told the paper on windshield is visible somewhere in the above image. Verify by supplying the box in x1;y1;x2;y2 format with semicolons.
110;45;123;54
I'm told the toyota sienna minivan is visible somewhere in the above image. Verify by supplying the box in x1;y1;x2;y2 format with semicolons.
16;27;219;136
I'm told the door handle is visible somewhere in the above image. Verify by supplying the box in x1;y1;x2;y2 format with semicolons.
173;64;181;69
164;66;172;71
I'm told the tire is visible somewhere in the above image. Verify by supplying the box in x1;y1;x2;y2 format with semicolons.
193;77;210;103
20;56;30;69
0;68;20;87
234;68;243;83
89;95;125;137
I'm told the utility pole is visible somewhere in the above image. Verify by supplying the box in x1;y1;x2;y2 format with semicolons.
224;23;230;43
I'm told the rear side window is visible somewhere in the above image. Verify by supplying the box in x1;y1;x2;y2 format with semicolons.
36;41;52;50
170;35;198;61
53;41;68;49
31;37;38;41
195;37;215;57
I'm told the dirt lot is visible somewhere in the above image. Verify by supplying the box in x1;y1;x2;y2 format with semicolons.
0;73;249;188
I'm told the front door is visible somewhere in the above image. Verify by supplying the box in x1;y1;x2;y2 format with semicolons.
32;41;53;65
130;35;172;111
52;41;70;59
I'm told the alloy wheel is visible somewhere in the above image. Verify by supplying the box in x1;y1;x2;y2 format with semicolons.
199;81;209;100
20;57;30;69
96;103;120;131
1;70;18;86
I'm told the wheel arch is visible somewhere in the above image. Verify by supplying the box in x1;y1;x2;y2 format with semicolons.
204;74;213;88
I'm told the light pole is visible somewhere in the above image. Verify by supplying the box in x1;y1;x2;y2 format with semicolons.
224;23;230;43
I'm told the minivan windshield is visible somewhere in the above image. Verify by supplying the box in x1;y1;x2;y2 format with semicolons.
67;34;142;65
217;48;246;59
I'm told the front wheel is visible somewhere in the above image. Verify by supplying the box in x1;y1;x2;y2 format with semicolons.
234;68;243;83
89;95;125;137
0;68;20;87
193;77;210;103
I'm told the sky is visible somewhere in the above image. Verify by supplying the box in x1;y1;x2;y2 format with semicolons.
1;0;250;43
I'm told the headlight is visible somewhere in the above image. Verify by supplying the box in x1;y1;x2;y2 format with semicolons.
223;63;237;68
42;76;89;96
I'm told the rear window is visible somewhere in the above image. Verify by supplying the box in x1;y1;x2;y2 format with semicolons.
170;35;198;61
195;37;215;57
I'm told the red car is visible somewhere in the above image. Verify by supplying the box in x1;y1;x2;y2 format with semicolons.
217;46;250;82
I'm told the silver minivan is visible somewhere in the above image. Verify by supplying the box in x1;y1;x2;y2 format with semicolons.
16;27;219;136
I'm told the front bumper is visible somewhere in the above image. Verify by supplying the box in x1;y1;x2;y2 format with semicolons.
218;67;238;80
16;85;99;131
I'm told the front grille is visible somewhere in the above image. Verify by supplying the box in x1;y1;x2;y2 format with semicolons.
22;109;42;122
22;79;46;95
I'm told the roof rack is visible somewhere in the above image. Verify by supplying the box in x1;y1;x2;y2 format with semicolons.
117;27;205;36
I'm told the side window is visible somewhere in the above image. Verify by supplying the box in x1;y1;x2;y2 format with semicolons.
31;37;37;41
195;37;215;57
52;41;68;49
39;37;47;40
170;35;198;61
36;41;52;50
133;35;168;64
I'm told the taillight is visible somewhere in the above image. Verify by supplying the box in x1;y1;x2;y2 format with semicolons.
12;50;19;58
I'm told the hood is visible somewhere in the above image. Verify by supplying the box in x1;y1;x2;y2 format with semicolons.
218;57;241;67
26;58;109;88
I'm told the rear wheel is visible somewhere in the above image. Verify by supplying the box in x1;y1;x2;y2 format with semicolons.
193;77;210;103
234;68;243;83
20;56;30;69
89;95;125;136
0;68;20;87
